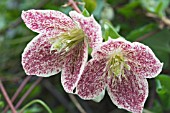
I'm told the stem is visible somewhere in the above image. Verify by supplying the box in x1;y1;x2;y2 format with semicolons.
135;29;160;41
68;0;81;13
15;77;43;109
68;94;86;113
143;109;154;113
43;80;77;113
146;12;170;27
3;76;32;113
161;16;170;26
0;80;17;113
19;99;52;113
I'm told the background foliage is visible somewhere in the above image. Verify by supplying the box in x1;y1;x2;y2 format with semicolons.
0;0;170;113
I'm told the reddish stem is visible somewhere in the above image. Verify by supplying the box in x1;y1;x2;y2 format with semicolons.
15;77;43;109
0;80;17;113
68;0;81;13
3;76;32;113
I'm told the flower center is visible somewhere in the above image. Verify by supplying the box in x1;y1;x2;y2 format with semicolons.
106;49;130;79
49;27;85;52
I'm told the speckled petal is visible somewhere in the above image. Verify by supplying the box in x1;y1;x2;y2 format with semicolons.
107;69;148;113
69;11;102;48
61;41;88;93
92;38;163;78
126;42;163;78
22;34;63;77
92;89;105;102
21;10;75;36
76;58;107;99
91;38;130;59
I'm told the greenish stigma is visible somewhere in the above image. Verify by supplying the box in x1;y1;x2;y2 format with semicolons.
107;50;130;79
49;28;85;52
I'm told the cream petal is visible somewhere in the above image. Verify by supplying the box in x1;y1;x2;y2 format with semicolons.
126;42;163;78
61;41;88;93
22;34;63;77
107;69;148;113
69;11;102;48
92;38;163;78
91;38;130;59
21;10;75;36
76;58;107;99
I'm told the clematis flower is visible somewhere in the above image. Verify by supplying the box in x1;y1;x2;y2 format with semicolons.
21;9;102;93
76;38;163;113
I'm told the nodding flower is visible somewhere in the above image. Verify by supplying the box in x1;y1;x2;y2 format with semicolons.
21;10;102;93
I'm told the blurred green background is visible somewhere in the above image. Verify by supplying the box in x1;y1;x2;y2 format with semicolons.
0;0;170;113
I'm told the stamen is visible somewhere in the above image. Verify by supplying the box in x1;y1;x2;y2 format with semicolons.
49;27;85;53
106;50;130;80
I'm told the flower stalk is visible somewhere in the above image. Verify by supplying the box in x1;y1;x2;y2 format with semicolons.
0;80;17;113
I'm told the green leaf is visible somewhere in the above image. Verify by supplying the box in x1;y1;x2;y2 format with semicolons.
93;0;104;19
156;74;170;110
117;1;140;18
150;100;163;113
154;50;170;68
53;106;66;113
142;29;170;68
82;8;90;17
126;23;158;41
19;0;40;10
156;79;167;94
101;19;121;41
156;74;170;93
140;0;170;17
0;94;4;108
83;0;97;14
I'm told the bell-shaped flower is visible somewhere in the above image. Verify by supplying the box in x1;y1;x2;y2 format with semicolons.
21;9;102;93
76;38;163;113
